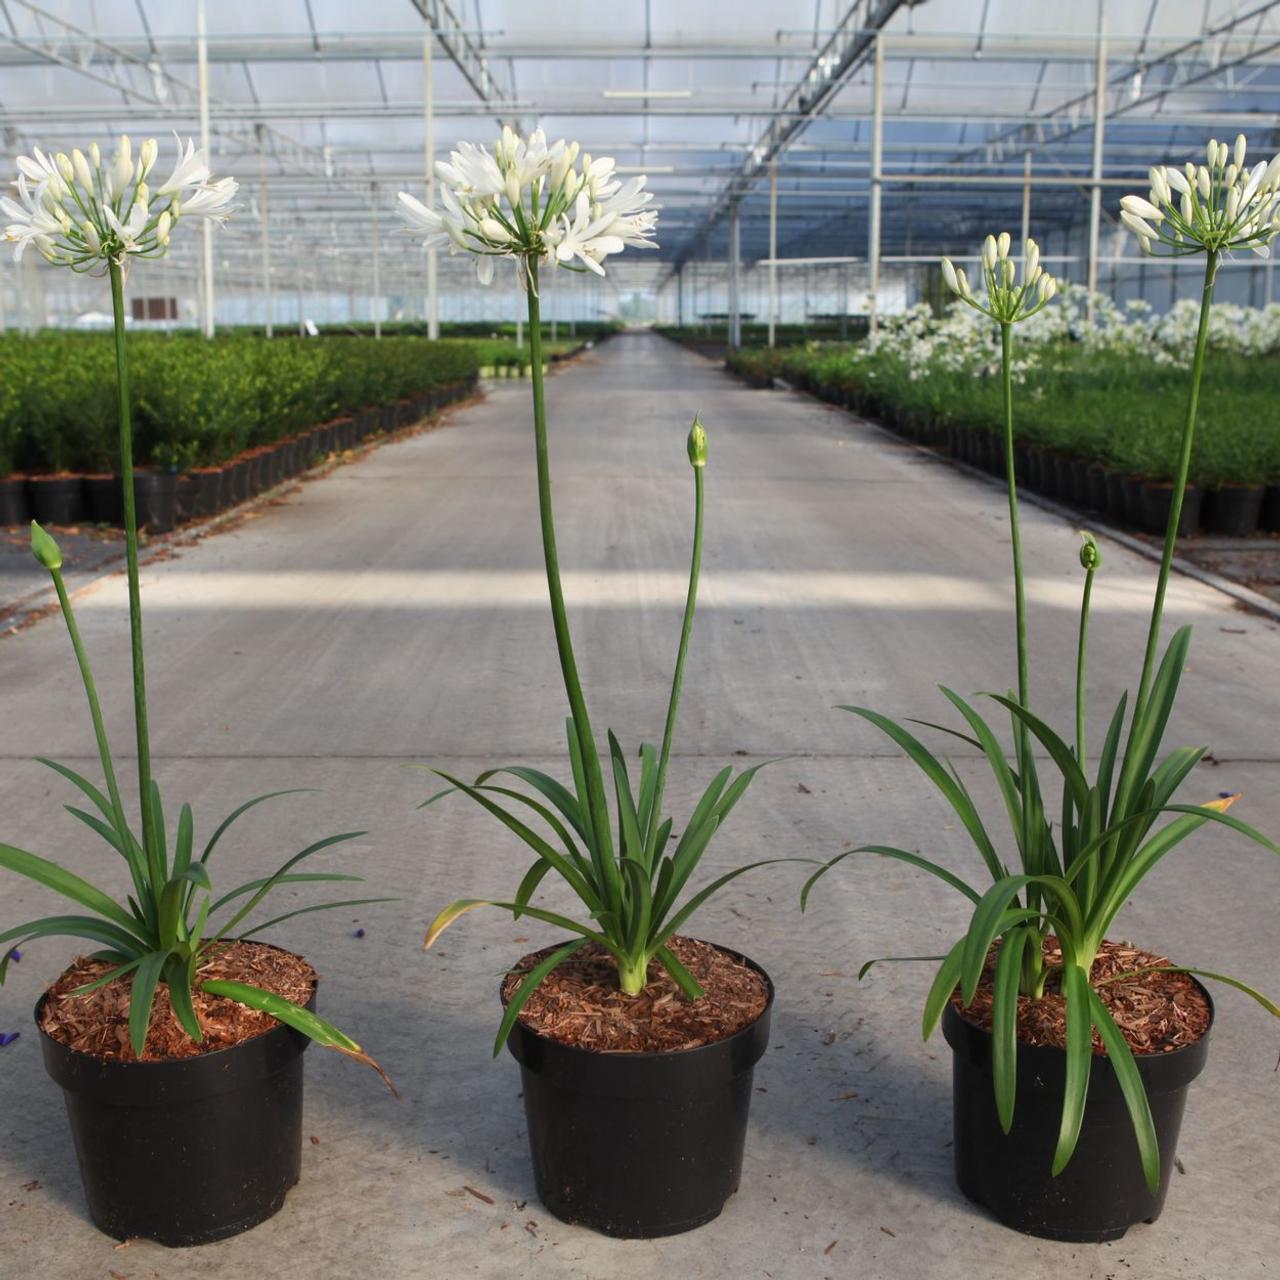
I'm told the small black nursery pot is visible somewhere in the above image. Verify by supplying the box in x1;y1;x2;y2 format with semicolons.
942;991;1211;1243
37;984;315;1247
504;947;774;1239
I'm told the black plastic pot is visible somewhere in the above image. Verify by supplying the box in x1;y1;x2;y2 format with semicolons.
1260;485;1280;534
1024;447;1044;492
942;990;1211;1243
505;946;773;1238
1123;476;1145;527
133;471;177;533
191;468;225;518
26;475;85;525
37;983;314;1246
1085;464;1108;511
1067;458;1092;506
1104;469;1129;523
1138;483;1201;538
1201;484;1265;537
0;476;30;525
227;459;250;506
84;475;123;526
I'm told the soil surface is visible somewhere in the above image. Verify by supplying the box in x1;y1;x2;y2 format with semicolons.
40;941;317;1061
953;936;1211;1055
502;936;769;1053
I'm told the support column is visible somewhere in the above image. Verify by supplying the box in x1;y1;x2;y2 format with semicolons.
868;31;885;336
257;124;273;338
424;26;439;339
197;0;215;338
371;182;383;339
728;203;741;349
1021;150;1032;249
768;159;778;347
676;266;684;327
1086;28;1108;322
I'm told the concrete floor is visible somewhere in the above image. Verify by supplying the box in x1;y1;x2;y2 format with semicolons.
1;333;1277;1280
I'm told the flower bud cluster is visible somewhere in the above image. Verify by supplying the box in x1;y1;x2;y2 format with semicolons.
940;233;1058;324
1120;134;1280;259
1;134;237;271
398;126;658;289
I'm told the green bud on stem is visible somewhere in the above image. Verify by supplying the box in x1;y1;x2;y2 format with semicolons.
1078;531;1101;571
687;414;707;468
29;520;63;571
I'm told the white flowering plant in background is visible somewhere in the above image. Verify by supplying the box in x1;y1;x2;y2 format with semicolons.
1;134;236;271
398;125;657;287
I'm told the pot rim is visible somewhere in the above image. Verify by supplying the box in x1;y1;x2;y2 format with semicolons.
944;971;1215;1066
500;937;774;1062
34;941;317;1071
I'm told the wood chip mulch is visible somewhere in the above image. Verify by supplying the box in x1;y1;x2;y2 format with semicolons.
502;936;769;1053
953;936;1211;1056
39;941;317;1062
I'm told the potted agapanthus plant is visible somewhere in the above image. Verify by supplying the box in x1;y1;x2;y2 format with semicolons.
805;136;1280;1243
0;136;391;1247
401;130;799;1239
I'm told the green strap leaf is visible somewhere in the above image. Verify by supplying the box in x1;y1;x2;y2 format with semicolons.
1051;963;1094;1179
657;856;813;944
0;916;146;980
801;844;981;912
987;695;1091;815
492;937;591;1056
840;705;1005;881
128;950;170;1059
1086;987;1161;1195
201;978;397;1095
992;927;1032;1133
200;789;314;864
230;897;396;941
423;898;616;953
0;843;147;937
922;939;966;1040
655;943;705;1000
513;859;552;920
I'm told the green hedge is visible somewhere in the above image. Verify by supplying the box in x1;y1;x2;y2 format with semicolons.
725;337;1280;486
0;333;480;476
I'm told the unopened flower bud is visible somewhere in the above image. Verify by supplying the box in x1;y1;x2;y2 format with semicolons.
982;235;997;270
82;220;101;253
997;231;1011;259
941;257;959;295
1078;531;1101;571
89;142;100;168
1024;238;1039;279
156;210;171;244
140;137;158;176
504;170;520;209
55;152;73;183
1234;134;1247;169
687;415;707;468
29;521;62;571
72;148;93;191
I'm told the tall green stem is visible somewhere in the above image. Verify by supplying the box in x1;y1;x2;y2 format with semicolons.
1130;250;1218;726
644;460;704;854
108;259;155;878
1075;566;1095;766
1000;322;1029;711
524;261;615;867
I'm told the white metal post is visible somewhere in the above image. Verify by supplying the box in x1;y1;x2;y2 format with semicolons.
371;183;383;339
1086;30;1108;322
197;0;215;338
768;159;778;347
1021;150;1032;249
258;127;273;338
868;31;885;336
424;27;439;339
728;204;741;349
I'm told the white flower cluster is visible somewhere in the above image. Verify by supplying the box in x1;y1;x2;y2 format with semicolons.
398;126;658;287
850;284;1280;388
1121;134;1280;258
1;134;237;270
941;233;1058;324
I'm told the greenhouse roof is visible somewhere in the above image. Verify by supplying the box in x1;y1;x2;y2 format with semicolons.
1;1;1279;292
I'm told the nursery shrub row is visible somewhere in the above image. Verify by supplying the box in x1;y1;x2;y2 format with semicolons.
0;333;480;531
724;340;1280;536
0;332;480;477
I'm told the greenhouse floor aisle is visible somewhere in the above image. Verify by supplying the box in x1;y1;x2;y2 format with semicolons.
2;331;1277;1280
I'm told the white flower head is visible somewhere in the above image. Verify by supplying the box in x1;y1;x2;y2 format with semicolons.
1126;133;1280;260
2;132;237;270
397;128;658;289
940;234;1058;324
